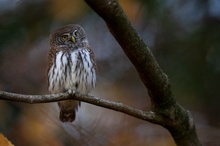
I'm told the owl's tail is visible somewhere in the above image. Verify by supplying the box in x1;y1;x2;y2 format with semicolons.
58;100;80;122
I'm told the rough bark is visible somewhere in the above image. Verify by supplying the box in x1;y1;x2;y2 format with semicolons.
84;0;201;145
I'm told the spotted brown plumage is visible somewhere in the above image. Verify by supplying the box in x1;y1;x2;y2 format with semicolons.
47;24;97;122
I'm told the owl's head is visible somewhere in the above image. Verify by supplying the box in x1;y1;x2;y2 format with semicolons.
50;24;88;49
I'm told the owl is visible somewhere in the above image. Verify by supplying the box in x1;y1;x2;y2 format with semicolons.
47;24;97;122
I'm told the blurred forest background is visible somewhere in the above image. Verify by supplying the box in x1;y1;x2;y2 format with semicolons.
0;0;220;145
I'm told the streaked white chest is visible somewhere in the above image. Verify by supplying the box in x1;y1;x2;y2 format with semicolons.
48;49;96;94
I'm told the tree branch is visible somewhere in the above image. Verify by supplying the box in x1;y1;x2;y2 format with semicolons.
0;90;161;124
84;0;201;146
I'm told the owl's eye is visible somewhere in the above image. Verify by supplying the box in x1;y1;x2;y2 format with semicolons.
62;35;68;41
74;31;79;37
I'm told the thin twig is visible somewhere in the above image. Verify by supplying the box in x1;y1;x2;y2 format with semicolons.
0;90;159;123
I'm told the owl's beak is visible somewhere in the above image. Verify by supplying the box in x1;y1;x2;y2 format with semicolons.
71;36;76;43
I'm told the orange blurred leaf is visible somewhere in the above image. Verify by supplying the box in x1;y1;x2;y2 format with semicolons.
0;133;14;146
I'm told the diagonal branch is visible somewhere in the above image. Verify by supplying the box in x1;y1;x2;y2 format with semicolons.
84;0;201;146
0;90;161;124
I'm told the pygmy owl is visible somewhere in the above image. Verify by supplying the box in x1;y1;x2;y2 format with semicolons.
47;24;97;122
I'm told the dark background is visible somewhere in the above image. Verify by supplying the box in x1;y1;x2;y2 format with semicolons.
0;0;220;145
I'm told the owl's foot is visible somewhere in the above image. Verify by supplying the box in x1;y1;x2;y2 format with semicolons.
67;89;79;96
67;89;74;94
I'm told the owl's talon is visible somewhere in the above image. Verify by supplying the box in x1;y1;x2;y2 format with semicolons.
67;89;74;95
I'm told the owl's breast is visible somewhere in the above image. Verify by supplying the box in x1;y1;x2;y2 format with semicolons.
48;50;96;94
